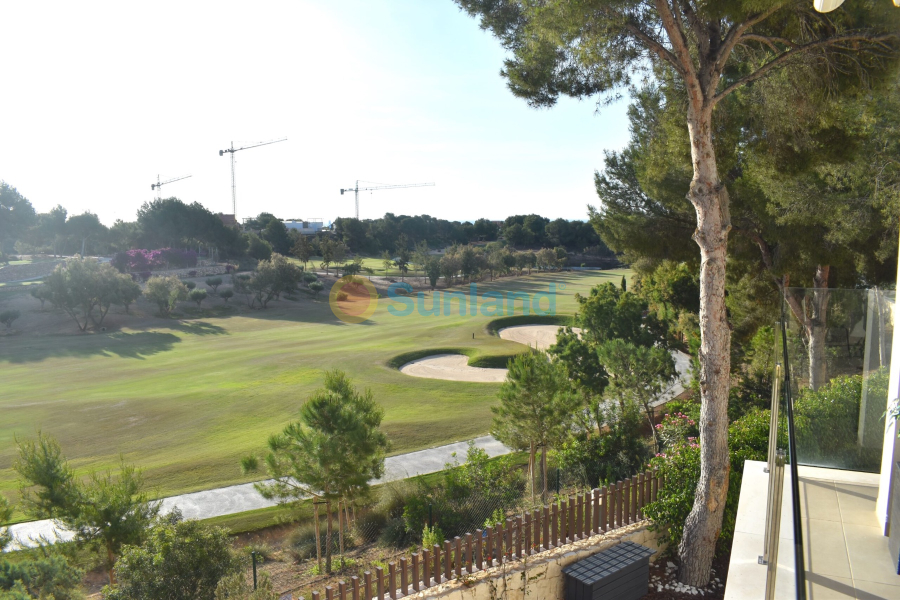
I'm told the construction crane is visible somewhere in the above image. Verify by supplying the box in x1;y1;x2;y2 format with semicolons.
219;138;287;220
340;180;435;220
151;174;192;200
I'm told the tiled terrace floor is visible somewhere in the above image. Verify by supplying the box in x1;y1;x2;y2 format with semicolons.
727;461;900;599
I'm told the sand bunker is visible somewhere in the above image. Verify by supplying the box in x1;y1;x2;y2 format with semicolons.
399;354;507;383
399;325;692;402
399;325;576;383
498;325;581;350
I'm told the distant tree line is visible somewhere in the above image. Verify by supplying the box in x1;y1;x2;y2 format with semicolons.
330;213;610;255
2;183;612;264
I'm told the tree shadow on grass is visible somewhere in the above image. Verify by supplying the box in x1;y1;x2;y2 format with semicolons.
0;331;183;363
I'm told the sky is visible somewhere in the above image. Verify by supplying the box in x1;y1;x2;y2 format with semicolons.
1;1;633;226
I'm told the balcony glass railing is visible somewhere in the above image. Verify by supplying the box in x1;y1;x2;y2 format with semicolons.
760;287;895;599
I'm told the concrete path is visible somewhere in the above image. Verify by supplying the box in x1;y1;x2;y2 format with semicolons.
5;435;510;550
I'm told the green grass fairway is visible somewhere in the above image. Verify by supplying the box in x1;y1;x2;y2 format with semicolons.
0;270;628;513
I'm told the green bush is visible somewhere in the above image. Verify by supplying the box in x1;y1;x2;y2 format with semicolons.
185;281;197;290
793;374;881;470
0;554;83;600
189;289;208;306
643;408;770;550
335;291;348;301
421;524;445;549
0;310;20;330
554;403;649;488
205;277;223;292
377;517;414;549
104;518;240;600
219;289;234;303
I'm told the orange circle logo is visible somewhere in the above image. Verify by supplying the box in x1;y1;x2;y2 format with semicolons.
329;276;379;324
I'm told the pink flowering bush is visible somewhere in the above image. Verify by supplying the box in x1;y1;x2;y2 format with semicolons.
655;412;698;451
644;407;770;550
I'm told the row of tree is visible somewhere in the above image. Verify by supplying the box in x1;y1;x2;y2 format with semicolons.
328;213;610;255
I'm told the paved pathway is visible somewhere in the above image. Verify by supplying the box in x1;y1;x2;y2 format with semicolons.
5;435;510;550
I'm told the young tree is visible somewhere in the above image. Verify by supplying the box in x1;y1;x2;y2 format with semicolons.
302;271;318;287
44;257;139;330
292;235;313;270
246;254;302;308
219;289;234;303
0;309;20;330
320;239;334;274
189;289;208;306
14;434;159;584
30;285;53;309
0;496;12;550
205;277;223;293
308;280;324;299
145;275;188;317
413;240;431;280
394;235;411;281
242;370;390;574
380;249;393;276
425;256;441;290
491;350;580;504
104;514;240;600
596;339;678;452
246;233;273;262
456;0;900;583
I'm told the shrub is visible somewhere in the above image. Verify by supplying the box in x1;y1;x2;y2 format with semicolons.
104;518;240;600
0;553;83;600
378;517;414;549
219;289;234;303
421;524;445;549
190;289;208;306
240;542;273;562
145;276;188;317
185;281;197;290
644;408;771;550
214;572;279;600
286;524;325;563
205;277;223;292
0;310;21;330
188;270;198;278
336;291;348;301
309;281;324;299
353;509;388;545
793;373;881;470
642;438;701;549
302;272;318;285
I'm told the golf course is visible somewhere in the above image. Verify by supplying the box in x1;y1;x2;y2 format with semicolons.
0;269;629;517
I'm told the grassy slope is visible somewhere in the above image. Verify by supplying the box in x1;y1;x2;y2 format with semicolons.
0;270;629;515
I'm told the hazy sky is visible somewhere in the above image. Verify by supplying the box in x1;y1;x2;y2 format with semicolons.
1;1;632;226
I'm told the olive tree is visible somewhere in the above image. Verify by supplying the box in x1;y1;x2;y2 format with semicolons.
44;257;140;330
145;275;188;317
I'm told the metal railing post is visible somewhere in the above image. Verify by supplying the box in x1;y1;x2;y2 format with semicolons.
762;450;786;600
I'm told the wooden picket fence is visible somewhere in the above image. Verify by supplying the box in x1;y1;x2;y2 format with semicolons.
298;469;662;600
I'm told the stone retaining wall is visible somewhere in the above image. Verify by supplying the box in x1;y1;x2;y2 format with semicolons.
401;521;662;600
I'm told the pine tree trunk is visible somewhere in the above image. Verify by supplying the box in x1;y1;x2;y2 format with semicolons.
106;544;116;585
677;106;731;588
325;499;333;574
807;266;831;390
314;501;323;573
540;446;548;504
529;443;536;507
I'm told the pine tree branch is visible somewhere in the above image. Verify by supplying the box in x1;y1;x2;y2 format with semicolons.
654;0;701;97
714;4;788;76
714;32;900;104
